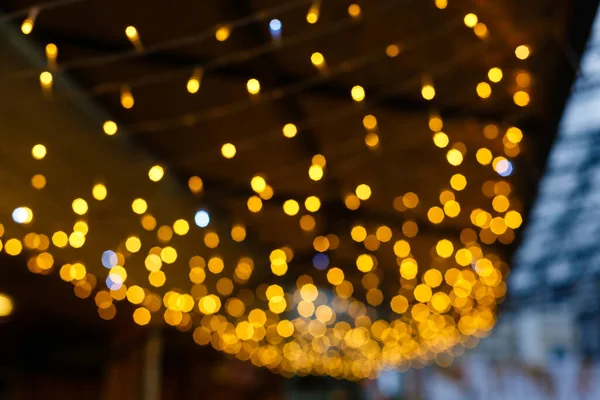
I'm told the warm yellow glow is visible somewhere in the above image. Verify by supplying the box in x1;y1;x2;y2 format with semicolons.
132;198;148;214
348;4;361;18
444;200;461;217
68;232;85;248
363;114;378;130
21;19;33;35
149;270;166;287
436;239;454;258
5;239;22;256
421;84;435;100
304;196;321;212
365;132;379;148
356;254;374;272
299;214;316;231
355;184;371;200
32;144;47;160
385;44;401;57
474;23;489;39
308;164;324;181
125;236;141;253
345;194;360;210
215;25;231;41
428;206;444;224
450;174;467;191
476;82;492;98
39;71;53;87
513;91;530;107
516;71;532;88
464;13;478;28
52;231;68;248
488;67;503;82
247;78;261;94
187;69;202;94
173;219;189;236
247;196;263;212
188;176;203;193
92;184;107;200
506;127;523;143
414;284;432;303
505;210;522;228
283;123;297;138
133;307;151;325
283;199;300;216
141;214;157;231
221;143;236;159
103;120;118;135
127;286;145;304
125;26;138;39
393;240;411;258
391;295;408;314
251;176;267;193
72;198;88;215
148;165;164;182
121;87;134;109
0;293;14;316
306;2;320;24
435;0;448;9
476;148;493;165
433;132;449;148
231;224;246;242
351;85;365;102
327;267;345;285
351;225;367;242
515;45;530;60
311;52;325;66
446;149;463;166
73;221;88;235
31;174;46;189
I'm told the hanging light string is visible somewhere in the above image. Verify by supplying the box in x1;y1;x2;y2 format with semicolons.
16;0;412;105
0;0;90;23
2;0;368;82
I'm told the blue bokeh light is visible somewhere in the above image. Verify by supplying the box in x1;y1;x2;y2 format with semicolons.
313;253;329;270
194;210;210;227
497;159;514;177
269;19;282;32
101;250;118;269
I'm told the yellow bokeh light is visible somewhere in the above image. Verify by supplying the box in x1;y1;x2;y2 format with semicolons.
488;67;503;83
429;115;443;132
505;210;522;229
513;91;530;107
351;85;365;102
515;45;530;60
91;183;107;201
433;132;449;148
476;148;493;165
356;254;374;272
215;25;231;41
327;267;345;285
450;174;467;191
376;226;392;242
391;295;408;314
52;231;68;248
231;224;246;242
464;13;478;28
0;293;13;317
132;198;148;214
39;71;53;87
444;200;461;217
148;165;164;182
516;71;532;88
247;78;260;94
365;132;379;148
31;174;46;189
72;198;88;215
348;3;361;18
299;214;316;231
446;149;463;166
141;214;157;231
127;286;145;304
428;206;444;224
282;123;297;138
208;256;224;274
474;22;489;39
393;240;411;258
424;269;443;287
21;19;33;35
5;239;22;256
403;192;419;208
311;52;325;66
251;176;267;193
345;194;360;210
133;307;151;325
283;199;300;216
32;144;47;160
351;225;367;242
355;184;371;200
125;236;142;253
199;295;221;314
221;143;236;159
204;232;220;249
305;196;321;212
188;176;204;194
506;127;523;143
363;114;377;130
414;284;432;303
436;239;454;258
422;84;435;100
173;219;190;236
247;196;263;212
476;82;492;99
103;120;118;136
308;164;324;181
385;44;401;57
148;270;166;287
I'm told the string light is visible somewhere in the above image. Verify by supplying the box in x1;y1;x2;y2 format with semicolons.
282;123;297;138
125;25;143;51
348;4;361;19
421;83;435;100
103;120;118;136
32;144;47;160
247;78;261;94
515;45;530;60
46;43;58;69
473;23;488;39
306;0;321;24
311;52;325;68
434;0;448;9
120;86;135;109
351;85;365;101
187;67;203;94
148;165;165;182
221;143;237;158
513;90;530;106
39;71;53;91
269;19;282;40
488;67;503;82
463;13;478;28
92;184;107;200
21;7;39;35
215;25;231;42
476;82;491;98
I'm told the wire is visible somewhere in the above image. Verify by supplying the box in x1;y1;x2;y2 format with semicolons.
0;0;90;22
20;0;413;105
1;0;315;80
